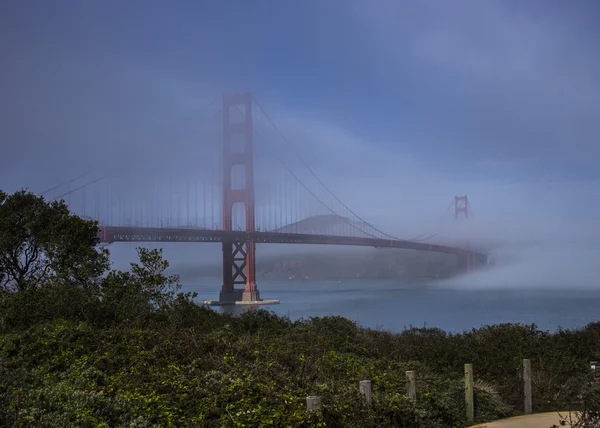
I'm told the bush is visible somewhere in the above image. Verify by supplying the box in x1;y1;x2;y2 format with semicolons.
3;310;599;427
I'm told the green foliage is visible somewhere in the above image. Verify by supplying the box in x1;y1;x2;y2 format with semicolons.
0;189;109;292
2;304;599;427
98;247;196;326
0;281;99;328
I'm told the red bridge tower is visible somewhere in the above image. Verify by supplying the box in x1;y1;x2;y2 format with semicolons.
220;93;260;303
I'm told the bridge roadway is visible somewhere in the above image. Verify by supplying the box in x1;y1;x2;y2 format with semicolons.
99;226;488;262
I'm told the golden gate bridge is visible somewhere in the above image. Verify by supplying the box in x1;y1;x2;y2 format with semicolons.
42;92;486;305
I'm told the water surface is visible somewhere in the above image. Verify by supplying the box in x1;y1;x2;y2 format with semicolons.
185;279;600;333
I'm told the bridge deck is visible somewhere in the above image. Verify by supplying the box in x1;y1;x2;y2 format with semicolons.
100;226;485;258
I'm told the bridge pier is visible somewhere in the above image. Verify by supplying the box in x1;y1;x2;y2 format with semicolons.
241;236;260;302
215;237;271;305
219;240;243;302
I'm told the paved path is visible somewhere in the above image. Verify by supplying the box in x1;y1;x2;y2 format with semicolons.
469;411;575;427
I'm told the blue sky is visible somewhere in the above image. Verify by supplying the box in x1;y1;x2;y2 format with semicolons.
2;0;600;248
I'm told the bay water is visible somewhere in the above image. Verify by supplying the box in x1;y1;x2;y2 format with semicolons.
184;278;600;333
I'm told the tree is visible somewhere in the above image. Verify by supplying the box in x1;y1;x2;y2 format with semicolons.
99;247;185;323
0;189;109;292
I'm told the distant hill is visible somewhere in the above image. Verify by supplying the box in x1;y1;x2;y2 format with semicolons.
177;248;458;281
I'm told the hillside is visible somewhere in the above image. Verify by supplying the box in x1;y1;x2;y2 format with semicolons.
178;248;458;280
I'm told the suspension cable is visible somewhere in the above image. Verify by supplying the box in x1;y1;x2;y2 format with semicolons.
40;172;92;196
404;199;454;241
253;97;404;241
252;125;382;240
253;97;460;243
50;175;107;202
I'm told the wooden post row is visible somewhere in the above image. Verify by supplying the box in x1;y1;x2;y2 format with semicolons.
305;361;529;421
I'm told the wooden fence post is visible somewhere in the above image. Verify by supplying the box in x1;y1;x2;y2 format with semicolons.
406;370;416;401
465;363;474;423
306;396;322;414
523;359;532;414
360;380;372;405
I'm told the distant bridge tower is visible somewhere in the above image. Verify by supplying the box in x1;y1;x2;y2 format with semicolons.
454;195;471;274
220;92;260;303
454;195;469;219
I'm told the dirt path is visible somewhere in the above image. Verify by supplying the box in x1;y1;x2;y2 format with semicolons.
469;411;575;427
